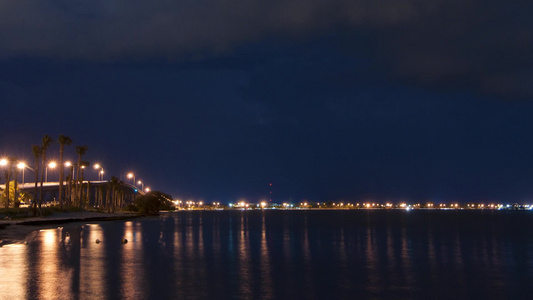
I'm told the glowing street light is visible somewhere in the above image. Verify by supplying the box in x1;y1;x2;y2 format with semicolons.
145;187;150;193
45;161;57;182
0;158;7;184
127;173;135;186
94;164;104;181
16;162;34;188
137;180;144;190
64;161;74;182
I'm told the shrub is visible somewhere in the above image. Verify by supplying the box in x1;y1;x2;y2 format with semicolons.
134;191;173;215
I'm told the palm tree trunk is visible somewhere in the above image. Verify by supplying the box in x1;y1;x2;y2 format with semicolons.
39;152;46;209
106;183;111;213
75;158;81;207
33;158;40;216
99;186;103;210
68;167;73;207
86;182;91;210
13;168;19;208
58;135;72;210
4;169;10;208
59;145;64;209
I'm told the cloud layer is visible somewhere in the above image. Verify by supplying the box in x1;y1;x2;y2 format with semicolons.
0;0;453;59
0;0;531;97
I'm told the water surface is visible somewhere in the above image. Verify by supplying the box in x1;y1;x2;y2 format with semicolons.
1;210;532;299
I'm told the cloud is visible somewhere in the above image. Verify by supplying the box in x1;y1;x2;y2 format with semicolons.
0;0;439;59
0;0;531;97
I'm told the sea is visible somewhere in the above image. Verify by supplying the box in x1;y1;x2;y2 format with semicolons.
1;210;532;299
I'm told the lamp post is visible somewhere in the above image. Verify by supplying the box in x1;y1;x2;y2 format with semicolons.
127;173;135;186
137;180;144;191
65;161;74;182
145;187;150;193
17;162;28;188
80;165;86;181
17;162;35;191
0;158;7;185
17;162;25;187
45;161;57;182
94;164;104;181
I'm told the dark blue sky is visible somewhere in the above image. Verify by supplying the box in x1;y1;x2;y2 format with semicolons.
1;0;532;203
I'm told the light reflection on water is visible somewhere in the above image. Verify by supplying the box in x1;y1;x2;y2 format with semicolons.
0;243;26;298
1;210;533;299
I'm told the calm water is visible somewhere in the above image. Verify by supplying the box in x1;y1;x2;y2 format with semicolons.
1;210;533;299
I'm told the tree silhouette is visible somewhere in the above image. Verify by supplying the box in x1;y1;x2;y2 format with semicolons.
58;135;72;209
74;145;88;207
39;135;53;209
32;145;42;216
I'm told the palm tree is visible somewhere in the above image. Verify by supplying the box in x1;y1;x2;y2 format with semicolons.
58;135;72;210
12;166;19;208
66;165;74;206
32;145;42;216
105;181;111;212
79;160;90;207
110;176;119;212
86;181;91;210
39;135;53;209
75;145;88;207
3;158;12;208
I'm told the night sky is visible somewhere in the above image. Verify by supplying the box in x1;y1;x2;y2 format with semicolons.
1;0;532;203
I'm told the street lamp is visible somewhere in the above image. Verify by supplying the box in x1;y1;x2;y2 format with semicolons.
64;161;74;182
45;161;57;182
17;162;35;189
127;173;135;186
80;164;86;181
145;187;150;193
0;158;6;184
137;180;144;191
94;164;104;181
17;162;26;188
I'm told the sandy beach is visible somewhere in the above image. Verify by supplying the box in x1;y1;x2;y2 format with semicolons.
0;211;140;246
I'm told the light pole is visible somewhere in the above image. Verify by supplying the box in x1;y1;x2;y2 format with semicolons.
17;162;25;187
127;173;135;186
145;187;150;193
45;161;57;182
80;165;86;181
0;158;7;184
17;162;35;191
65;161;74;182
137;180;144;191
94;164;104;181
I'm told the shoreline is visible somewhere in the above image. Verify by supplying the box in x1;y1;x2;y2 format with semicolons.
0;211;141;246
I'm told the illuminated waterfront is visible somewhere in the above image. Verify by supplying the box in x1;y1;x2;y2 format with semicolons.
1;210;532;299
